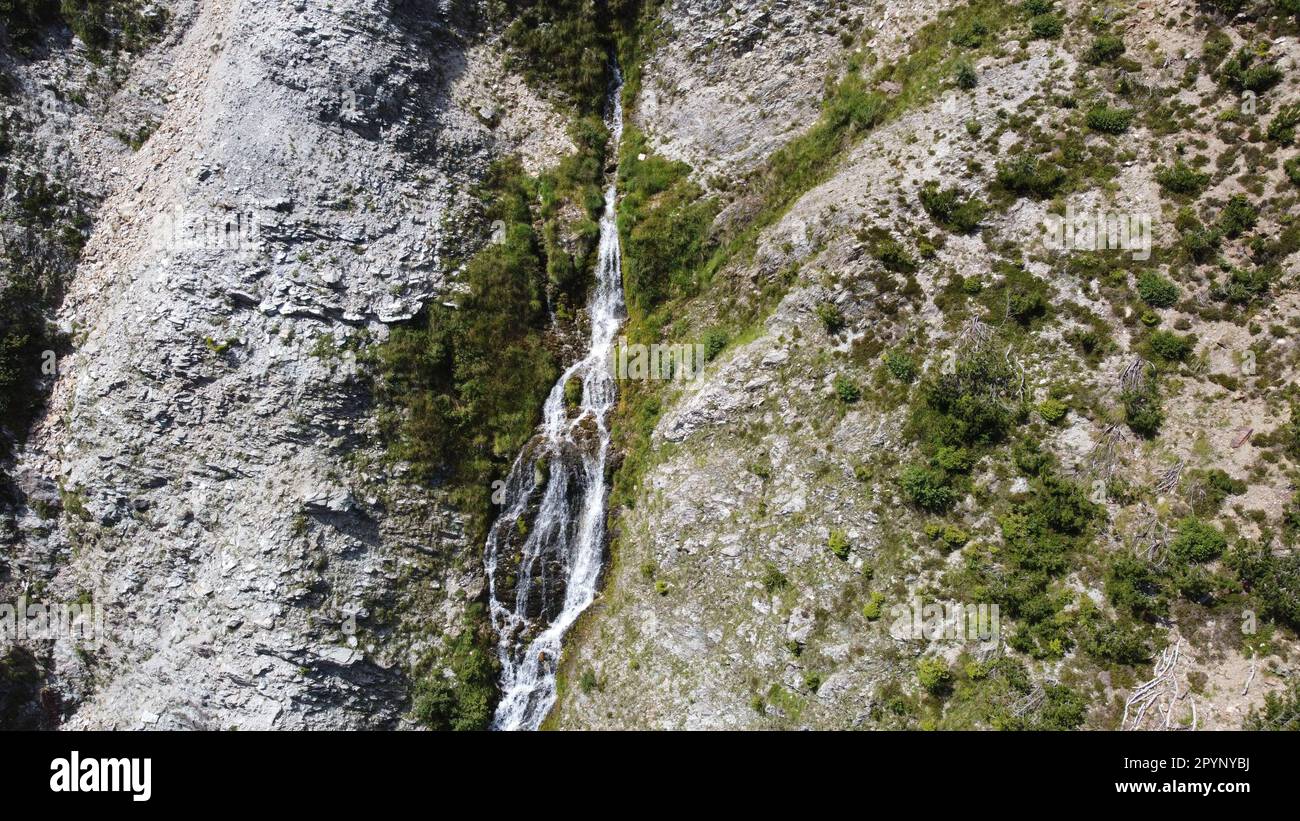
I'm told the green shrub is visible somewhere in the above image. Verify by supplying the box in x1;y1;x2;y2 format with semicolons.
817;302;846;334
1219;48;1282;94
1028;13;1062;39
1085;105;1134;134
918;181;987;233
933;445;974;472
617;123;715;315
1037;398;1067;424
940;524;969;550
2;1;169;58
1106;553;1167;619
955;60;978;89
1085;34;1126;64
1228;541;1300;631
899;463;957;512
761;562;788;594
1085;617;1155;665
912;348;1017;448
828;529;851;560
1176;210;1222;262
1170;518;1227;564
1211;266;1271;306
500;0;620;112
885;349;917;382
833;375;862;403
1217;194;1258;238
1286;157;1300;186
1021;0;1054;13
1245;681;1300;730
995;154;1066;198
411;606;499;731
917;657;953;695
376;159;558;529
1192;469;1247;515
1136;271;1179;308
1122;386;1164;438
701;328;728;362
872;235;917;273
1267;103;1300;145
862;591;885;620
1144;329;1194;363
1031;685;1087;730
951;18;990;48
1155;161;1210;196
563;376;583;410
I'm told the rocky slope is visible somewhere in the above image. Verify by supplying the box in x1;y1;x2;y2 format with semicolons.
552;0;1300;729
4;0;1300;732
1;0;571;729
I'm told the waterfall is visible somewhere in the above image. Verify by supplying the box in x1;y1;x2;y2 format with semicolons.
483;68;626;731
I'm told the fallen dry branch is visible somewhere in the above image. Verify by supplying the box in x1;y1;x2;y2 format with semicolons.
1123;639;1194;731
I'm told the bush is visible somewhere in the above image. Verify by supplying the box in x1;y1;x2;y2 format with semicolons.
917;657;953;695
618;126;716;315
1085;617;1154;664
1176;209;1221;262
955;60;978;90
1245;681;1300;730
1086;34;1126;64
760;563;788;594
1144;329;1194;363
1219;48;1282;94
833;375;861;403
1217;194;1258;239
1211;266;1271;306
918;181;986;233
951;18;989;48
1106;553;1167;619
1037;398;1068;425
913;348;1017;448
828;529;851;560
1085;106;1134;134
1170;518;1227;564
1267;103;1300;145
376;159;557;526
899;463;956;512
1286;157;1300;187
1155;161;1210;196
817;301;846;334
872;236;917;273
862;591;885;620
885;350;917;383
411;607;499;731
1029;13;1062;39
995;154;1066;198
701;328;728;362
1035;473;1097;535
501;0;619;112
1228;541;1300;631
1032;685;1087;730
1122;386;1164;438
940;524;969;550
933;445;974;472
1136;271;1179;308
1192;468;1246;515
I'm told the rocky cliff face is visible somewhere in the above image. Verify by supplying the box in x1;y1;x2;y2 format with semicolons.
551;0;1300;729
1;0;571;729
4;0;1300;732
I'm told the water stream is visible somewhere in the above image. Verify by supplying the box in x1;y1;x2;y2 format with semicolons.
483;70;626;731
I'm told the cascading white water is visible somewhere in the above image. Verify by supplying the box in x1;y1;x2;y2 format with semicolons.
483;70;626;731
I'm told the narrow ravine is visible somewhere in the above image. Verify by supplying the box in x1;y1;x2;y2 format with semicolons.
483;69;626;731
